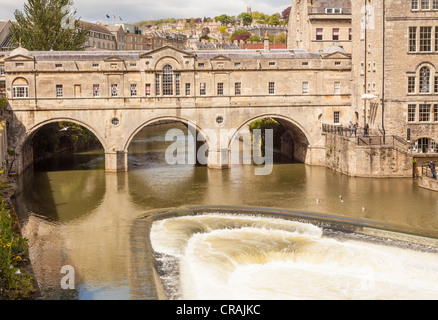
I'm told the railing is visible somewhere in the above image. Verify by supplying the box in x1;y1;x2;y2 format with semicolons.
422;161;438;179
322;123;410;151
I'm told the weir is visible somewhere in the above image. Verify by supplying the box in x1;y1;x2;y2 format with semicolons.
138;206;438;300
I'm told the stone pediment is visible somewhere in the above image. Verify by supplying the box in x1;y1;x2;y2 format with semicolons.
4;54;35;61
210;55;231;62
140;45;195;59
320;51;351;59
103;56;125;62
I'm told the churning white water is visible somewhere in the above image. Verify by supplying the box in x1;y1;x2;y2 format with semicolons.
150;213;438;300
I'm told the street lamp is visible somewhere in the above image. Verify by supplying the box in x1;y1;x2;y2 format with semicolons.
361;93;377;128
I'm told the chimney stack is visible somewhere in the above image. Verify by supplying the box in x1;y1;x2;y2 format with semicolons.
264;31;269;51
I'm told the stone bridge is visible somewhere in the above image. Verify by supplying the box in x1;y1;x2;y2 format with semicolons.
1;45;352;174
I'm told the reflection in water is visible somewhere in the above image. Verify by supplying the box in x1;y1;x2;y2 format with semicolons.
13;122;438;300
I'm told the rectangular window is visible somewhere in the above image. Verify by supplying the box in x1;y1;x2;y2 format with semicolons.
408;77;416;93
420;26;432;52
435;76;438;93
419;104;431;121
56;84;63;98
302;81;309;94
55;64;62;68
141;84;149;97
412;0;419;9
74;84;81;98
111;84;118;97
0;65;4;76
316;28;323;41
155;74;160;96
217;82;224;95
334;111;340;124
92;84;100;97
334;82;341;94
435;27;438;51
349;28;352;41
175;74;180;96
92;63;99;68
235;82;241;95
409;27;417;52
408;104;416;122
234;62;241;67
422;0;430;9
198;63;205;68
130;84;137;97
12;85;29;98
332;28;339;41
268;82;275;95
200;83;206;96
434;104;438;121
434;0;438;9
185;83;191;96
268;61;276;66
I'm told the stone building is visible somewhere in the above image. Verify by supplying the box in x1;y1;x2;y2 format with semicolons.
290;0;438;158
80;21;117;51
288;0;352;54
1;0;438;176
0;45;351;174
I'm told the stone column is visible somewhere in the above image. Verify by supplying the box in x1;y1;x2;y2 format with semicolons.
105;150;127;172
207;148;230;169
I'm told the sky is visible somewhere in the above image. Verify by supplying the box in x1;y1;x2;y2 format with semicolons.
0;0;291;23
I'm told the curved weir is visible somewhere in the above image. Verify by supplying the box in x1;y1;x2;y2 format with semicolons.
141;207;438;300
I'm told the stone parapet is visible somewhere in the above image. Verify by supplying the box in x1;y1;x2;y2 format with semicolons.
418;176;438;192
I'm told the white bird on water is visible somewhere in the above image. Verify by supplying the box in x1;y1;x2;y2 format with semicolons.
339;195;344;203
316;199;321;204
362;207;366;211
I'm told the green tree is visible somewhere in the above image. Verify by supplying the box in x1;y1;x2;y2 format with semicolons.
219;25;227;34
214;14;232;26
247;35;261;42
267;14;280;26
230;30;251;42
238;12;253;26
10;0;89;51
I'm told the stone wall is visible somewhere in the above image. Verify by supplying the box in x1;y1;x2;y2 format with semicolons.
324;133;413;178
418;176;438;192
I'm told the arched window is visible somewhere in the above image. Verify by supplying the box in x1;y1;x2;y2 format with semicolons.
410;137;437;153
12;78;29;98
419;66;431;93
162;64;173;96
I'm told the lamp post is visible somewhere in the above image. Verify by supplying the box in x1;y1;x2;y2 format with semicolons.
361;93;377;126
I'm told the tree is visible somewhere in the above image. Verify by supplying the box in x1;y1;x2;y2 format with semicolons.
282;6;291;21
247;35;261;42
267;14;280;26
230;30;251;42
214;14;232;26
238;12;252;26
219;26;227;34
10;0;88;51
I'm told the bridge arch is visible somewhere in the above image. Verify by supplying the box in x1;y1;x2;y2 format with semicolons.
229;114;312;163
12;117;108;174
123;116;210;152
16;117;108;154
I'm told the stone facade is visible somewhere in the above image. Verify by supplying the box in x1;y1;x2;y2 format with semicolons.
2;0;438;177
288;0;352;53
1;44;351;174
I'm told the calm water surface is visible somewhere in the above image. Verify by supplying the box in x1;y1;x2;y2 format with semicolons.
13;123;438;300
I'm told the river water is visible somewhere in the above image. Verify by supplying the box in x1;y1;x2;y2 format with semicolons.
13;122;438;300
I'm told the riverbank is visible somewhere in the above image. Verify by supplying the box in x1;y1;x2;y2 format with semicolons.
0;174;38;300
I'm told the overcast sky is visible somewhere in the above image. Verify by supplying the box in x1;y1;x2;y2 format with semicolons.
0;0;291;23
